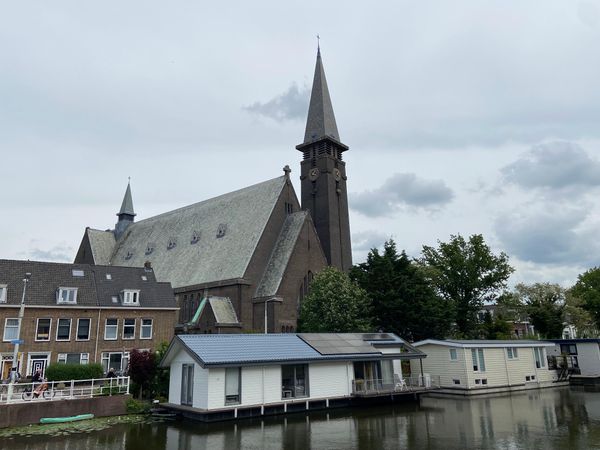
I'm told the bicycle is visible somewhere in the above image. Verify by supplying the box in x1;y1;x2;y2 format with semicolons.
21;382;55;400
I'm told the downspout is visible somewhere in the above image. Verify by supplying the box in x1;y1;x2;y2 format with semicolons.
94;309;101;363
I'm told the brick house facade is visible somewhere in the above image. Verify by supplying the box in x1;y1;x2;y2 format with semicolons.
0;260;177;378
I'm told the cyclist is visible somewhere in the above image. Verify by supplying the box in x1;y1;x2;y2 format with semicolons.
33;378;48;398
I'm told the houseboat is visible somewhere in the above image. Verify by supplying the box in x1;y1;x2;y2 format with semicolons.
410;339;563;395
547;339;600;386
160;333;433;421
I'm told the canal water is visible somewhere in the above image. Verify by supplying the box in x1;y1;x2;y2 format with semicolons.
3;386;600;449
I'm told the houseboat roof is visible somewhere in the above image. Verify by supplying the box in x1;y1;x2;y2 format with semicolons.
547;339;600;344
161;333;424;368
413;339;555;348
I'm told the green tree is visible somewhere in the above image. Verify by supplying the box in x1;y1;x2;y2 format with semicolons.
350;239;451;341
299;267;373;332
420;234;514;338
571;267;600;331
564;292;596;338
514;283;565;339
481;310;513;340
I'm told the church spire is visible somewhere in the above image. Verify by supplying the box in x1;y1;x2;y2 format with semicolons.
296;46;352;272
302;47;341;145
118;180;135;217
115;180;136;239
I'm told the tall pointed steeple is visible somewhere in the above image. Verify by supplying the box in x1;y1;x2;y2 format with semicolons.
303;48;340;144
296;47;352;271
115;180;136;239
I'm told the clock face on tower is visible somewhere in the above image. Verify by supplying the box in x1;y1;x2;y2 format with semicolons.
309;168;320;181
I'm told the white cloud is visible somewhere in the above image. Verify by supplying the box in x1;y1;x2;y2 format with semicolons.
351;173;453;217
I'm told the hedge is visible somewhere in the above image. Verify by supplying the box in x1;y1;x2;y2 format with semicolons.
45;363;104;381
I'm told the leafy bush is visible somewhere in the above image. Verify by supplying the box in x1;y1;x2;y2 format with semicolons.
126;398;151;414
46;363;104;381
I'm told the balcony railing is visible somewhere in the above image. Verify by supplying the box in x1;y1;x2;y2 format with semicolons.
547;356;581;375
0;376;130;404
352;375;440;395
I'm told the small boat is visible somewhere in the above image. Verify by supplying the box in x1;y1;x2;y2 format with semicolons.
40;413;95;424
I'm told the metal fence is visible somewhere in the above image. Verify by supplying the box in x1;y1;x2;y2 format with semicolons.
0;376;130;404
352;375;441;395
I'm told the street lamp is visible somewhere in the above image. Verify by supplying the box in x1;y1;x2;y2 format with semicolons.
264;297;283;334
7;272;31;401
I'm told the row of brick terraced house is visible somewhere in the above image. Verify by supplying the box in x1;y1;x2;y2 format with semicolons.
0;259;178;379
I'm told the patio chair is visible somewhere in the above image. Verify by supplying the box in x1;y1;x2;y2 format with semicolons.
394;374;408;391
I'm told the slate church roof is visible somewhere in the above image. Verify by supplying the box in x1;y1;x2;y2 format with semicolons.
80;176;289;289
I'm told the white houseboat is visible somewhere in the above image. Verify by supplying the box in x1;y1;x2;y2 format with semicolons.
160;333;432;421
547;339;600;385
410;339;562;395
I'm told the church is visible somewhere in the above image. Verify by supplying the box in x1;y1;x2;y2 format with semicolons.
74;48;353;334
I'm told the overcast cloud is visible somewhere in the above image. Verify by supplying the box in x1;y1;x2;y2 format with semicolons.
351;173;454;217
2;1;600;286
502;141;600;191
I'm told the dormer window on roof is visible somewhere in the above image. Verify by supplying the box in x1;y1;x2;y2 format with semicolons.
0;285;7;303
217;223;227;238
121;289;140;306
57;287;77;305
141;275;147;281
125;250;134;260
167;237;177;250
72;269;85;277
145;243;155;255
191;230;201;245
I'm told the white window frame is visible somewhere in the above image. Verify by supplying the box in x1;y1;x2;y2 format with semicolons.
471;348;486;372
507;347;519;359
121;290;140;306
449;348;458;361
35;318;52;342
0;284;7;303
57;287;78;305
123;318;136;340
140;318;153;340
55;318;72;341
104;318;118;340
76;318;91;341
3;318;19;342
534;347;546;368
57;353;89;364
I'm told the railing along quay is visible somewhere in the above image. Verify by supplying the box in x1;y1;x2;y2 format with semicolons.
0;376;130;404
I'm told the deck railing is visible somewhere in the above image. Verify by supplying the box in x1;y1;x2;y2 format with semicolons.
352;375;441;395
0;376;130;404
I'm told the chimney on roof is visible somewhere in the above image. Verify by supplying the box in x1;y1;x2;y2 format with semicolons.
144;261;152;271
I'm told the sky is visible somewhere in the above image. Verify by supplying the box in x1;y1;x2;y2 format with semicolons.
2;1;600;287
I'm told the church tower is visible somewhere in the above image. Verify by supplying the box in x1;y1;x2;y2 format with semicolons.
296;48;352;271
114;181;136;239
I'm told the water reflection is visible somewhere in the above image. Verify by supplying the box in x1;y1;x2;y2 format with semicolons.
5;387;600;449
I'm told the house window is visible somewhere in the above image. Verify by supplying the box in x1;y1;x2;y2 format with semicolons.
560;344;577;355
0;285;7;303
121;290;140;305
225;367;241;405
106;274;112;280
449;349;458;361
507;348;519;359
56;318;71;341
123;319;135;340
101;351;129;375
104;318;118;340
181;364;194;406
453;379;461;385
481;379;488;385
36;319;51;341
77;318;91;340
534;348;546;368
285;202;294;215
3;318;18;341
281;364;309;398
140;319;153;339
58;353;88;364
471;348;486;372
72;269;85;277
57;287;77;305
475;379;481;385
